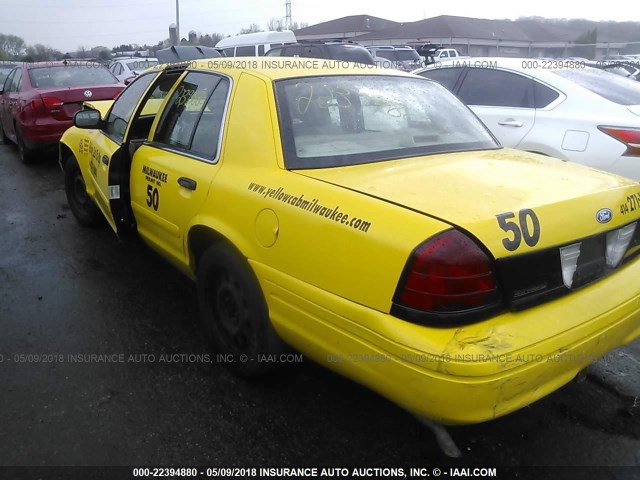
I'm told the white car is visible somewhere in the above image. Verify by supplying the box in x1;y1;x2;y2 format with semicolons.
108;57;158;83
413;58;640;180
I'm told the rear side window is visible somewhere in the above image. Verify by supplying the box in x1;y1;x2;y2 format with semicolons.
457;68;533;108
154;72;229;160
258;45;265;56
418;68;462;92
235;46;255;57
553;68;640;105
300;46;324;59
282;45;302;57
10;68;22;92
533;81;560;108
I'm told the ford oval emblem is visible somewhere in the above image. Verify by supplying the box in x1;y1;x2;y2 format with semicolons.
596;208;613;224
83;90;93;98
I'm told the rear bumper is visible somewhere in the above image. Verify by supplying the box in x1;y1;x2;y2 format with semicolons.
20;118;71;149
255;257;640;424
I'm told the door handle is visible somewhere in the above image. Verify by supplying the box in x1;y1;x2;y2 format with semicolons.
498;119;523;127
178;177;197;191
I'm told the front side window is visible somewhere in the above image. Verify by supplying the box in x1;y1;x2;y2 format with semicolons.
154;72;229;160
3;69;16;92
0;66;15;86
457;68;533;108
275;75;498;169
105;72;157;142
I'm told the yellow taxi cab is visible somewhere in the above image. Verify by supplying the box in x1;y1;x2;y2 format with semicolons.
59;59;640;425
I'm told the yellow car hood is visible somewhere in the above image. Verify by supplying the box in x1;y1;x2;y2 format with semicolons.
297;149;640;258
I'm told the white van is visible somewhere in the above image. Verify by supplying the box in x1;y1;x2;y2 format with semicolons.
216;31;296;57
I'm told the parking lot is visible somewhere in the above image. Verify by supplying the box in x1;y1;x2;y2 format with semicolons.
0;144;639;476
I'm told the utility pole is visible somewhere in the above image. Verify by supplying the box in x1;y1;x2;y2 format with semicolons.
285;0;292;30
176;0;181;45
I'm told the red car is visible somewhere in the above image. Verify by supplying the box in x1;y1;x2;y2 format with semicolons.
0;61;124;163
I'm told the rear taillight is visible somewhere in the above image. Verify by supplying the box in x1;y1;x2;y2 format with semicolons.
41;96;64;113
392;229;502;324
598;126;640;156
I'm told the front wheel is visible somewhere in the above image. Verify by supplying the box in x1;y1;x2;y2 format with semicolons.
64;156;101;227
197;244;287;376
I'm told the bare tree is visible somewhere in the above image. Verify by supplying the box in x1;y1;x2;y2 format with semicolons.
0;33;26;59
290;21;309;30
239;24;263;34
24;44;58;62
267;18;283;32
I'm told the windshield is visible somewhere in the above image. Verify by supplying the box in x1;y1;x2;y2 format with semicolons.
553;67;640;105
126;59;159;71
275;75;498;169
29;65;119;88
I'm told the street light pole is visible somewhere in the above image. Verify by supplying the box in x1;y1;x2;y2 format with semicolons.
175;0;180;45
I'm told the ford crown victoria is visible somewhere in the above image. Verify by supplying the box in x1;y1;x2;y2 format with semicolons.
59;60;640;425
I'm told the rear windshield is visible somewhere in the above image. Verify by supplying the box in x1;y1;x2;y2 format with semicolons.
275;75;498;169
29;65;119;88
326;45;375;65
375;50;421;62
394;49;421;61
553;67;640;105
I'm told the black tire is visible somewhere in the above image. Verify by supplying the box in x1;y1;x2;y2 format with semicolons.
15;125;35;164
197;244;287;376
64;156;101;227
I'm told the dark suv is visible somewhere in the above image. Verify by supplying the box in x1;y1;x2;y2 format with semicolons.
264;41;375;65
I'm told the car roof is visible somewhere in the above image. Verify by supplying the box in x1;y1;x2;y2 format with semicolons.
151;57;416;81
415;57;574;80
216;30;296;49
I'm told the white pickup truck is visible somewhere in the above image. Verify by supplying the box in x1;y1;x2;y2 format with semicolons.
433;48;462;60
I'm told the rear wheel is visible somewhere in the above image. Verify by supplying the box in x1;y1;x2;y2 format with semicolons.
15;126;35;164
197;244;287;376
64;156;101;227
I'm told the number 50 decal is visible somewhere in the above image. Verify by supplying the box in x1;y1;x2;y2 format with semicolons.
496;209;541;251
146;184;159;211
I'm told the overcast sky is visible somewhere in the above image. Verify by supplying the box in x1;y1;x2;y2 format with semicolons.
0;0;636;53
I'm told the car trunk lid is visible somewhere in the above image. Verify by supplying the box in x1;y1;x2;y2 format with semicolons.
296;149;640;259
35;85;123;120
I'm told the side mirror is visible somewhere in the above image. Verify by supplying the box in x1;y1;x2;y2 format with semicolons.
74;108;102;129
